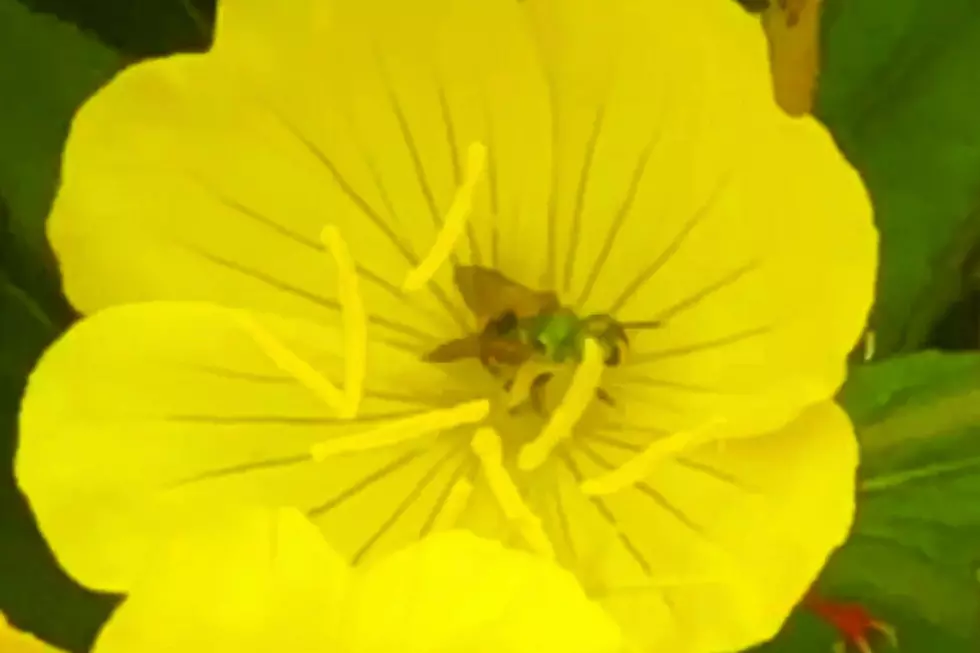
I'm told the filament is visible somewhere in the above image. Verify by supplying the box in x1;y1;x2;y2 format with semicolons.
311;400;490;461
471;427;554;558
321;225;367;418
518;338;605;471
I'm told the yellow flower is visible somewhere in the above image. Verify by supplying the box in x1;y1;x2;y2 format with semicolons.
88;509;623;653
16;0;876;651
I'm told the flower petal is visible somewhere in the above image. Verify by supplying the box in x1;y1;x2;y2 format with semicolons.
532;401;857;652
92;508;347;653
93;510;623;653
16;302;490;591
521;0;876;436
345;530;624;653
50;0;551;332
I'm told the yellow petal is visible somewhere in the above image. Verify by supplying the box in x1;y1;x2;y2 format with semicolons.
534;401;856;652
344;530;624;653
92;510;622;653
50;0;551;330
51;0;873;443
523;0;876;437
0;615;67;653
92;508;347;653
16;302;486;591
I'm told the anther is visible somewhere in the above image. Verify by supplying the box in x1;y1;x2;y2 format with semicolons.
471;427;555;558
321;225;367;418
311;399;490;461
579;420;723;496
237;314;346;416
403;142;487;292
517;338;605;471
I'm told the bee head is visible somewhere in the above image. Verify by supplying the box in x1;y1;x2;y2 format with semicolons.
582;315;629;366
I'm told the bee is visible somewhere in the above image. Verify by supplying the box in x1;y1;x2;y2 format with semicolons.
424;266;662;413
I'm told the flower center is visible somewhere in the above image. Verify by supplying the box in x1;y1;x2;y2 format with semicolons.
239;139;625;554
516;338;604;470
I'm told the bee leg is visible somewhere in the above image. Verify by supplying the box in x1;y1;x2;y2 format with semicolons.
506;372;553;416
596;388;615;406
529;372;555;417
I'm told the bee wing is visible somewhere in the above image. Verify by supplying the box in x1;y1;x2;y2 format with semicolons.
423;334;535;366
482;338;537;366
423;335;484;363
454;266;559;321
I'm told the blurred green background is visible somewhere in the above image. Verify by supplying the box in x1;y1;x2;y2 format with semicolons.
1;0;979;651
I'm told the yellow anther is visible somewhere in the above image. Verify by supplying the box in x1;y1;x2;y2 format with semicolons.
310;400;490;461
237;314;346;416
471;427;555;558
580;421;723;496
518;338;605;471
431;477;474;532
403;142;487;292
321;225;367;418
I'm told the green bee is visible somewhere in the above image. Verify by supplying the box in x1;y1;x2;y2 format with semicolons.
424;266;662;413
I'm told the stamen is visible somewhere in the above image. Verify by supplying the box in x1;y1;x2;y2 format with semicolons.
471;427;555;558
517;338;605;471
579;419;724;496
402;142;487;292
431;477;474;532
321;225;367;418
237;314;346;416
310;399;490;461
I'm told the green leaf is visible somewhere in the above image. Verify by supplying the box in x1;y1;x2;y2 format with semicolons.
0;4;123;648
0;0;120;260
756;352;980;652
0;245;117;652
0;264;118;653
17;0;213;58
817;0;980;356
